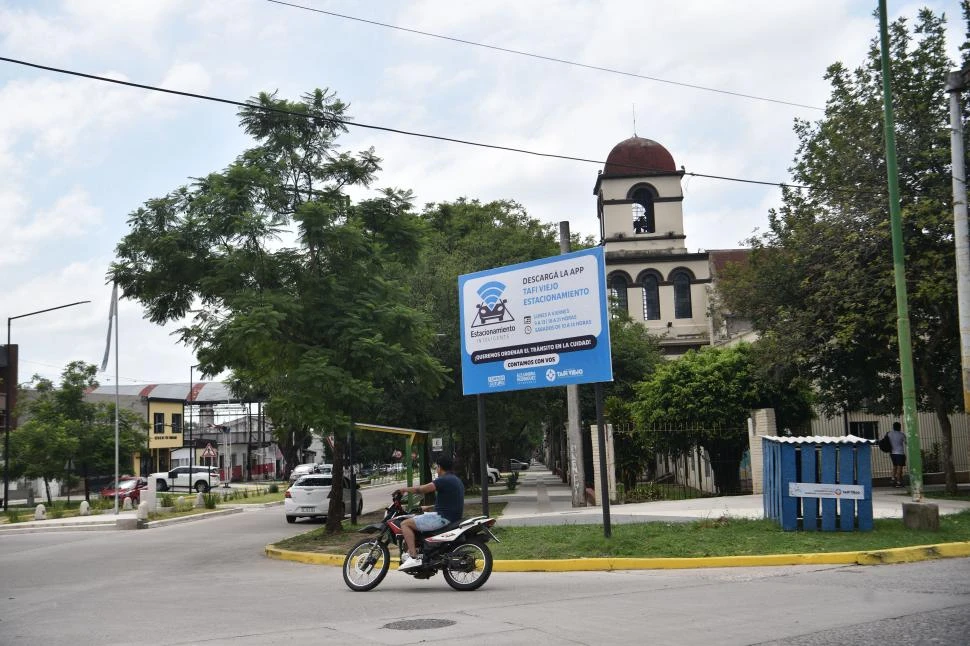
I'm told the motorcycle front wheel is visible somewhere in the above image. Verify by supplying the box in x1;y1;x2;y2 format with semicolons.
442;539;493;591
342;538;390;592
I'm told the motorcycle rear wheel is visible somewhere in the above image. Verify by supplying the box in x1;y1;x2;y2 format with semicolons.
343;538;390;591
442;539;493;591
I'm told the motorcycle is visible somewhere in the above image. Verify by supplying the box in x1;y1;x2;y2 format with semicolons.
342;491;500;592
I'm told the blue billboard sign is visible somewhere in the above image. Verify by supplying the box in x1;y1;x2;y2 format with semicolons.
459;246;613;395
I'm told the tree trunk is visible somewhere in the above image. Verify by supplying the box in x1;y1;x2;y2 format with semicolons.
44;477;53;505
921;361;958;494
326;434;346;533
931;399;958;495
82;462;91;502
703;439;745;495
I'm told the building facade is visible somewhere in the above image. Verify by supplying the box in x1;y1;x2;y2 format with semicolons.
594;135;751;354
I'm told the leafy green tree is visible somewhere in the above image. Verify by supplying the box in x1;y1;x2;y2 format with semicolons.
111;90;446;531
717;6;969;492
391;199;571;481
11;362;145;503
600;311;663;490
631;344;813;494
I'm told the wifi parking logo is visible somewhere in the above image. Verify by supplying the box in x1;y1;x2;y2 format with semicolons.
472;280;515;327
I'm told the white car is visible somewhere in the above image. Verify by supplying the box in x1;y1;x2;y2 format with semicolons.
284;474;363;523
486;465;501;484
150;466;221;493
289;463;329;483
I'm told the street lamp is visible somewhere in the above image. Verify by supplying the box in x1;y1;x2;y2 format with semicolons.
3;300;91;511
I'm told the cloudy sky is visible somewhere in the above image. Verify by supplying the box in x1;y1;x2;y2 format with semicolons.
0;0;964;387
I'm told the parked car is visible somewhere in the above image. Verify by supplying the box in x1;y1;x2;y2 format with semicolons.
288;463;331;483
150;466;221;493
510;458;531;472
486;465;501;484
100;477;148;503
284;474;363;523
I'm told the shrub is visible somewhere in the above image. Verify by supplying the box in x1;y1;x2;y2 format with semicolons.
625;484;665;503
160;493;175;508
202;493;219;509
268;483;279;494
506;472;519;491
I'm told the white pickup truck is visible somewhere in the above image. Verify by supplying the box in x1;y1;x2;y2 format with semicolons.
150;466;221;492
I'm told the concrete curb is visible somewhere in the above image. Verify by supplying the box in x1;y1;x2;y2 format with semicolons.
263;541;970;571
140;507;243;529
0;521;118;535
218;501;284;510
265;546;345;566
0;506;244;534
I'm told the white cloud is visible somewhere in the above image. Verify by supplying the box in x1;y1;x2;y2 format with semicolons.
0;187;102;267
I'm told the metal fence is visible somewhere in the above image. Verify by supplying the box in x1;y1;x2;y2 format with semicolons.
809;410;970;482
612;423;751;498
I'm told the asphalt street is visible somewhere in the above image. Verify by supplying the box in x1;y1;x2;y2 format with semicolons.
2;492;969;646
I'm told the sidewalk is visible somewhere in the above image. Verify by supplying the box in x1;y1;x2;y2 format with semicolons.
491;464;970;527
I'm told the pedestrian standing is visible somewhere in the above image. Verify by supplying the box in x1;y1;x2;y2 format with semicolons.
888;421;907;487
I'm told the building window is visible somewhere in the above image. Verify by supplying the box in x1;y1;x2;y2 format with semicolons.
631;187;655;234
153;412;165;434
609;275;628;316
171;413;182;435
672;271;692;319
642;274;660;320
849;421;879;440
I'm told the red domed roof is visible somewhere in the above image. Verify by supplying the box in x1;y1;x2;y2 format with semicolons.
601;136;677;177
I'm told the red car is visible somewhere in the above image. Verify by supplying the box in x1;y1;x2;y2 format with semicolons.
100;477;148;504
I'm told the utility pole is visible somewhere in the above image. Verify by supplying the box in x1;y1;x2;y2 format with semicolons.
878;0;923;501
946;66;970;413
559;221;586;507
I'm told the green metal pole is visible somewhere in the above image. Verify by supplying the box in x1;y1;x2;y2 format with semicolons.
878;0;923;501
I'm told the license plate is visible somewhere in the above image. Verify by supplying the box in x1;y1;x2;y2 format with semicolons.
299;506;315;512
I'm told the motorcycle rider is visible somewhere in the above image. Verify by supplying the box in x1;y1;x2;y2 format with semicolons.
395;455;464;571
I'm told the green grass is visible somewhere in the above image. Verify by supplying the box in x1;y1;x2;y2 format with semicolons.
270;505;970;560
0;498;113;523
489;511;970;559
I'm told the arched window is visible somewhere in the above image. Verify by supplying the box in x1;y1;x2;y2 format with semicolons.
631;187;655;234
642;274;660;320
672;271;692;319
609;274;628;316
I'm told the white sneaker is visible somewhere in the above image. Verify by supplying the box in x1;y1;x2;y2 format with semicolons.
399;555;423;571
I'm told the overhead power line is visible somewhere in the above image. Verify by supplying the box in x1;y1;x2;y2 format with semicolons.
265;0;824;112
0;55;876;196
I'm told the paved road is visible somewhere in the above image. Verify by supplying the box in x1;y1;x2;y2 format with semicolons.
2;497;969;645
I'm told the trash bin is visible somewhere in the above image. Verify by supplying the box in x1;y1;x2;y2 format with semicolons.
763;435;873;532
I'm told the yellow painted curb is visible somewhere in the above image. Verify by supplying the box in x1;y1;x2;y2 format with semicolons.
265;546;344;566
265;541;970;571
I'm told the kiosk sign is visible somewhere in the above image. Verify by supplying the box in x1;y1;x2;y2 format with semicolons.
459;246;612;395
